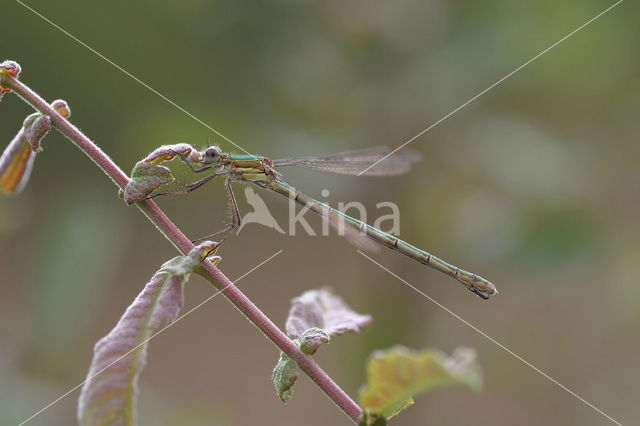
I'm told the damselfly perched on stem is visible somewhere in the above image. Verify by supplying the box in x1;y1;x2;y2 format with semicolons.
125;144;498;299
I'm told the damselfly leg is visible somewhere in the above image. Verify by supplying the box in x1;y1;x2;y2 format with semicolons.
147;171;224;199
192;179;242;246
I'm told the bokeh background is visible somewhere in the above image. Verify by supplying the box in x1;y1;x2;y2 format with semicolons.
1;1;638;425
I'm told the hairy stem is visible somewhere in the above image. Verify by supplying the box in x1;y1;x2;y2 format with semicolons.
1;72;362;422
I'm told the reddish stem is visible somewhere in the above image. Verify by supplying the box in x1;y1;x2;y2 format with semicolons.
2;72;362;422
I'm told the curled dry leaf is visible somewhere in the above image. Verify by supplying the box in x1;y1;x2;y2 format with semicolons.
77;241;219;426
0;60;21;99
273;288;372;404
0;99;67;194
23;113;52;152
122;161;175;204
285;287;372;339
122;143;198;204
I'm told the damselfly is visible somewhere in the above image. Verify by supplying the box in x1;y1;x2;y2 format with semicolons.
148;145;497;299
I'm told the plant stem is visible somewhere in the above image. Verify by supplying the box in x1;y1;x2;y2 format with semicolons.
1;72;362;423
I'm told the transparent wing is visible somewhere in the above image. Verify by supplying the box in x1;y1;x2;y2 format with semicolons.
273;146;422;176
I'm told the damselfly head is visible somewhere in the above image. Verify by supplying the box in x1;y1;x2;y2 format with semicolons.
201;146;222;164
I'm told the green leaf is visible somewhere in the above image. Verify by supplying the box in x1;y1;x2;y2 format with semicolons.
359;346;481;420
77;242;219;426
272;352;299;403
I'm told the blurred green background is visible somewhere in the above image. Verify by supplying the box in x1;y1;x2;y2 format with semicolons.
1;1;638;425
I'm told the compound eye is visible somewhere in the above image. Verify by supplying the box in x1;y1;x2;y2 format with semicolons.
204;146;221;162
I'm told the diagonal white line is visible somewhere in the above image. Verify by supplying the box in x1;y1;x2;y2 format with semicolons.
17;249;283;426
357;0;624;176
14;0;253;157
357;250;622;425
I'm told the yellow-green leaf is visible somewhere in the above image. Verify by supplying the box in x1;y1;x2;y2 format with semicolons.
359;346;481;420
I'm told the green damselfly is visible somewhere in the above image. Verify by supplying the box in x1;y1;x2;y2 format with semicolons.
149;144;497;299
